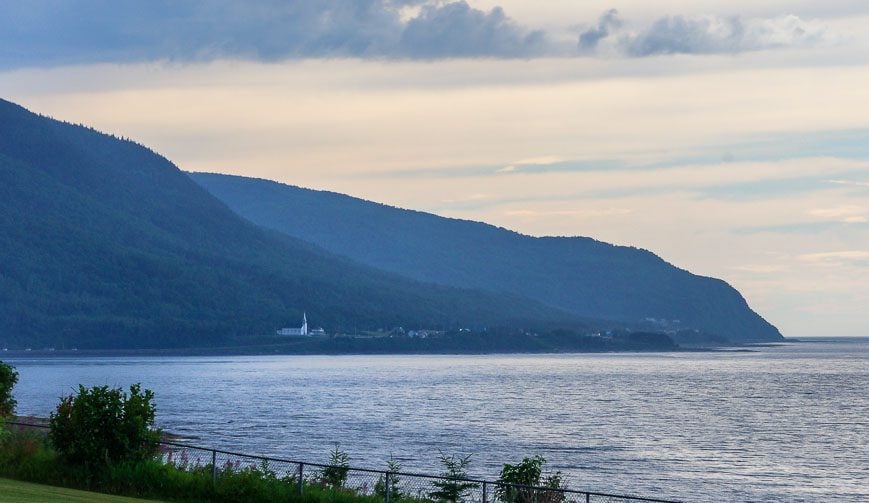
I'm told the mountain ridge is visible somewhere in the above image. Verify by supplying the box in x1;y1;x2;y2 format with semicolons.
190;172;783;343
0;97;584;349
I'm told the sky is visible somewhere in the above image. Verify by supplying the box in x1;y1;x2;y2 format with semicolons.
1;1;868;337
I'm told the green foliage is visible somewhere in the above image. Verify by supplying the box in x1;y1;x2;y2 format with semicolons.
0;360;18;417
215;462;283;501
48;384;160;474
1;422;569;503
374;456;404;501
103;459;215;500
495;456;565;503
106;456;383;503
428;453;478;502
1;425;393;503
0;429;63;485
321;443;351;489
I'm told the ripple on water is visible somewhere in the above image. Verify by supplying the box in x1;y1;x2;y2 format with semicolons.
6;340;869;503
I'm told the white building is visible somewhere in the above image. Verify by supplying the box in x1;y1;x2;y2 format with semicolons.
277;312;308;336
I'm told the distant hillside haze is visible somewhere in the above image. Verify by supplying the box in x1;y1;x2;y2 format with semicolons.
0;98;581;349
190;173;783;343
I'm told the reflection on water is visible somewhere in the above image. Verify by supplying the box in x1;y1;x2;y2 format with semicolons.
7;339;868;502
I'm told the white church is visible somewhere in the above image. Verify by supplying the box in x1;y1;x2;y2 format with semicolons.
277;312;308;336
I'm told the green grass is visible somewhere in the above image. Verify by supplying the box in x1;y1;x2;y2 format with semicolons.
0;478;167;503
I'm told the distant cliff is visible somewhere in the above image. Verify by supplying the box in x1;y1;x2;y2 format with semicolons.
191;173;783;343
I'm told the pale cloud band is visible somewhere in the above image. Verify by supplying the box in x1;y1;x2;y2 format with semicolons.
0;1;839;68
807;205;868;223
797;250;869;264
580;10;836;56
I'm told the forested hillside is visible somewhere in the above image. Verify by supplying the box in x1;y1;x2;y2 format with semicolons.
0;98;578;349
191;173;783;343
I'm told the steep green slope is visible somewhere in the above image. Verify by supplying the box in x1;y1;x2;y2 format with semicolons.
191;173;783;342
0;98;577;349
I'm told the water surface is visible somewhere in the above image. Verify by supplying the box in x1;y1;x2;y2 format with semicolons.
6;339;868;502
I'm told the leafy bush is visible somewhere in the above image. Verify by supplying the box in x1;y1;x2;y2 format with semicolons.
321;443;350;489
0;361;17;418
428;452;478;502
48;383;160;475
495;456;565;503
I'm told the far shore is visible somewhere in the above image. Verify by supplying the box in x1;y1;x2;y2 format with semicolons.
0;345;759;358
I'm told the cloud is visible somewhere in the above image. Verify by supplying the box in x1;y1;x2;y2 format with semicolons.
504;208;632;219
807;205;867;223
399;3;547;58
496;155;563;173
798;251;869;264
0;2;842;68
580;11;835;57
0;0;548;68
732;264;788;274
439;192;491;204
828;179;869;188
578;9;623;51
733;222;845;235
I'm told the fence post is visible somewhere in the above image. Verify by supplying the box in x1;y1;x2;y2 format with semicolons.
211;449;217;487
585;492;590;503
298;462;304;496
385;472;391;503
482;481;487;503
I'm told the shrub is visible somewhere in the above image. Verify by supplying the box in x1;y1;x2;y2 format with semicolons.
374;456;404;501
495;456;565;503
321;443;350;489
48;383;160;475
0;428;62;485
428;452;478;502
0;361;17;418
105;459;214;500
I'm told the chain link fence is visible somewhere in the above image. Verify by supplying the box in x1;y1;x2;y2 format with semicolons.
5;421;681;503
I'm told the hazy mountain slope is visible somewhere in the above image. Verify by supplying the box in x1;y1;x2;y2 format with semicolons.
191;173;783;342
0;98;578;349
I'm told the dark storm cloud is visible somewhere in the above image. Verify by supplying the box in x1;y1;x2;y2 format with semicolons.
0;0;548;68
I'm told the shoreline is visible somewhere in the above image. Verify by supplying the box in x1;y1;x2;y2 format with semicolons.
7;416;193;443
0;345;738;358
0;333;807;358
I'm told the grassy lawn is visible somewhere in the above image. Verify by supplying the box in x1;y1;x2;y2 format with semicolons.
0;478;167;503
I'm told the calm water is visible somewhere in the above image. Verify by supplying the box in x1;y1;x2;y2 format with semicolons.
5;339;868;502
